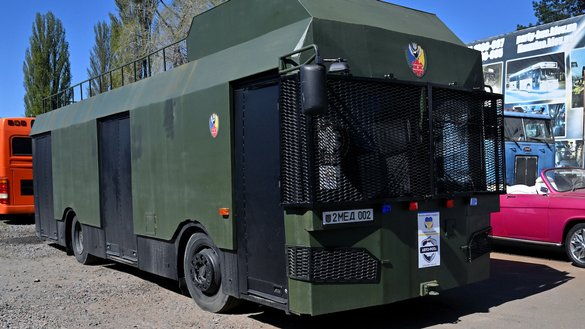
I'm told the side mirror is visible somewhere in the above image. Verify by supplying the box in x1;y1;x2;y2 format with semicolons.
540;186;549;194
300;64;327;115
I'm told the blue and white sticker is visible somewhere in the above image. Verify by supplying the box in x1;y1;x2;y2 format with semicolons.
418;212;440;268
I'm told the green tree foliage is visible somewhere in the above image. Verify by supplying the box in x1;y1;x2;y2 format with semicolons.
23;12;71;116
518;0;585;29
87;21;113;95
533;0;585;24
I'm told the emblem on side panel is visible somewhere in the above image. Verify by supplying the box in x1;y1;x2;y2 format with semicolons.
406;42;427;78
209;113;219;138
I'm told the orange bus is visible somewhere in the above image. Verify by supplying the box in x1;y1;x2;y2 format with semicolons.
0;118;34;216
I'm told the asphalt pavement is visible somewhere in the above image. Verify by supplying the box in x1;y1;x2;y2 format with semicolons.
252;243;584;329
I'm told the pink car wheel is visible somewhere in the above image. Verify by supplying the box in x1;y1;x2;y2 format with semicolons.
566;223;585;268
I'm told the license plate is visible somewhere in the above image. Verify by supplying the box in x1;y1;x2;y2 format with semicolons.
322;208;374;225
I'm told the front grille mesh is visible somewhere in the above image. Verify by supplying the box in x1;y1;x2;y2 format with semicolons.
280;75;504;207
432;88;505;194
287;247;380;283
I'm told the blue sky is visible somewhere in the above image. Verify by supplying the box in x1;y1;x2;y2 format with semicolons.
0;0;536;118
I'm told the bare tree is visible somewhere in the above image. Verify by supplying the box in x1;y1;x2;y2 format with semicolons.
153;0;226;66
86;0;225;93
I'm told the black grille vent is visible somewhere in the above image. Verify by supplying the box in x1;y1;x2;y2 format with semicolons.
287;247;380;283
280;75;505;207
281;78;312;205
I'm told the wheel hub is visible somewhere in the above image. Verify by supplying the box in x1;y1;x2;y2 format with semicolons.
570;229;585;261
190;248;219;295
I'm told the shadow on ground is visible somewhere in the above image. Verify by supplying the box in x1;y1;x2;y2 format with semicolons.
0;214;35;225
492;241;568;263
44;239;573;328
94;252;573;328
248;257;573;328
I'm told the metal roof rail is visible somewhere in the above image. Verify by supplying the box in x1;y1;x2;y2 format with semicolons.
42;37;187;113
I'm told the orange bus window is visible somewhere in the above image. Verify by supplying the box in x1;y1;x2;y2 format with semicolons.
11;137;32;156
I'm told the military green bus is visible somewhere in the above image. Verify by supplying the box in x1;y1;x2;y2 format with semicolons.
32;0;505;316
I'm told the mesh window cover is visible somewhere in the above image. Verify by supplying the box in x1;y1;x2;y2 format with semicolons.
280;75;504;207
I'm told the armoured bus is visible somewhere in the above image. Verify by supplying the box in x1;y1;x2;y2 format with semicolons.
32;0;505;315
0;118;34;217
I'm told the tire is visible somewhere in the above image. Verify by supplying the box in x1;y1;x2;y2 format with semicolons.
183;233;239;313
71;216;97;265
565;223;585;268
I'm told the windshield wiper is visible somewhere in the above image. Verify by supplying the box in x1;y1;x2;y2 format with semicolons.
505;137;522;149
526;136;553;151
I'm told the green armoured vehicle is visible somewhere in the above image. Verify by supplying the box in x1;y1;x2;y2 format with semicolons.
32;0;505;315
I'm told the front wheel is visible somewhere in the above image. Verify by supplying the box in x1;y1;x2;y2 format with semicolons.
183;233;238;313
565;223;585;268
71;216;97;265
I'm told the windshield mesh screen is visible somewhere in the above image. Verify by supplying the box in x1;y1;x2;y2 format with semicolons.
280;75;504;207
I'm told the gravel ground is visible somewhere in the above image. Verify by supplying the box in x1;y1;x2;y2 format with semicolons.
4;217;583;329
0;217;290;329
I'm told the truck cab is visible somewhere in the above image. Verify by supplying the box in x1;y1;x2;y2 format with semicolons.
504;111;554;186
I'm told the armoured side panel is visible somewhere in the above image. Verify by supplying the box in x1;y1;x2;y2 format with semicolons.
52;122;101;227
310;19;484;88
130;84;235;249
33;134;56;240
234;79;288;304
286;197;495;315
298;0;463;45
187;0;310;61
99;113;137;262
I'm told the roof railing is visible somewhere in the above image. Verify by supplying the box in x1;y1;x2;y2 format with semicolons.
42;38;187;113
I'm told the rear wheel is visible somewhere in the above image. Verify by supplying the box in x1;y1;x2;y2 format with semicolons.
565;223;585;268
183;232;238;313
71;216;97;265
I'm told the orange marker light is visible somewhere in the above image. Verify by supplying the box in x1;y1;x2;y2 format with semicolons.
219;208;230;217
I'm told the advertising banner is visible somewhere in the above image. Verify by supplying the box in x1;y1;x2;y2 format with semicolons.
469;16;585;167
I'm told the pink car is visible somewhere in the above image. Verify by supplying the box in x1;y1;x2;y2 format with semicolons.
491;167;585;267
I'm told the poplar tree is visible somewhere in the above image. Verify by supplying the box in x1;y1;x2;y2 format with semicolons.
23;12;71;116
